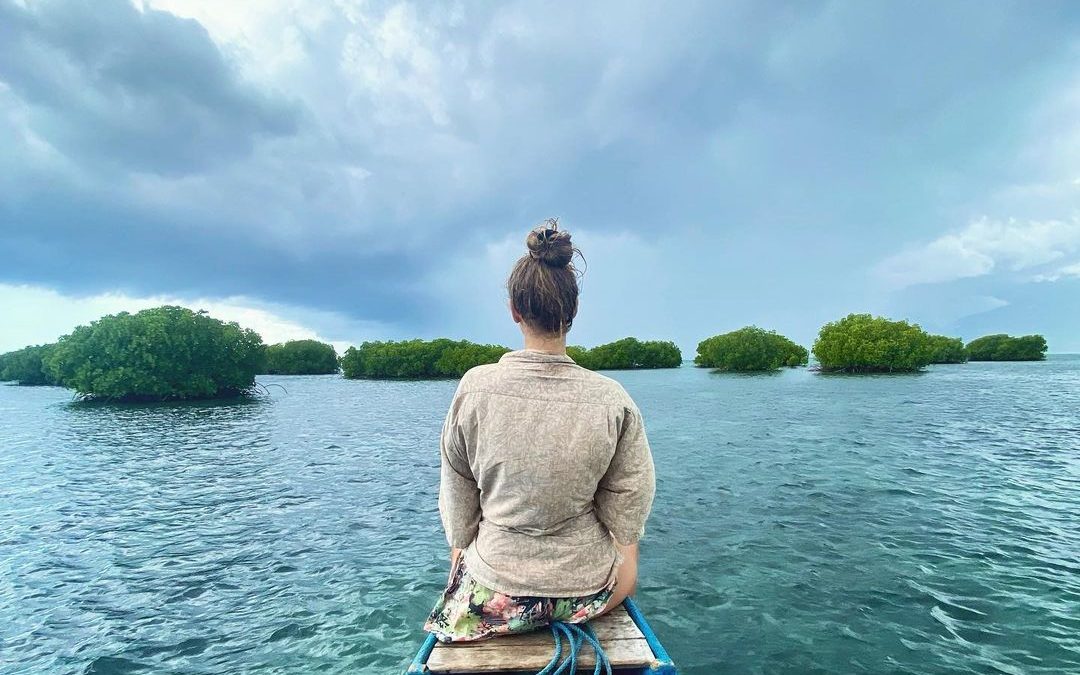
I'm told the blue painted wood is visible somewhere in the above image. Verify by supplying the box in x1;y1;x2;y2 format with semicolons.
407;633;437;673
622;597;678;673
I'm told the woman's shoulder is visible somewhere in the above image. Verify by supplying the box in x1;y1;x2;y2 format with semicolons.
573;366;634;402
456;361;636;409
457;363;500;389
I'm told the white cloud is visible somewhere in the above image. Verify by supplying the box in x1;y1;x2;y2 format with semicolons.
1031;260;1080;283
340;3;456;127
875;216;1080;289
142;0;325;81
0;284;389;353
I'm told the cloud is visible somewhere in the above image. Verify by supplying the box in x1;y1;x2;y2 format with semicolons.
0;181;432;324
0;0;299;175
0;283;395;353
2;0;1080;350
1031;260;1080;283
874;217;1080;289
882;286;1010;332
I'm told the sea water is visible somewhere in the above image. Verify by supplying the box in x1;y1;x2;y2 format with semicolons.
1;357;1078;674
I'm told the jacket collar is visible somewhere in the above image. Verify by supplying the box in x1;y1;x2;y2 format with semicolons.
499;349;576;365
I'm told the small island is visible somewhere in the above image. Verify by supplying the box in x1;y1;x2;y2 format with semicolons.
3;308;1053;392
340;339;509;379
966;334;1048;361
262;339;339;375
927;334;968;364
567;338;682;370
695;326;808;372
0;344;60;386
812;313;934;373
45;305;265;401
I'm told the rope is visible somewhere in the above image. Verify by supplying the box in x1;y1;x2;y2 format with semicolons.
535;621;612;675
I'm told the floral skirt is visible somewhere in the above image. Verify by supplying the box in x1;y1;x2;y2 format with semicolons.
423;558;615;642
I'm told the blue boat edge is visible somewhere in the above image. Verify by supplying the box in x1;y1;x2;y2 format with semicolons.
406;633;438;674
405;596;678;674
623;596;678;674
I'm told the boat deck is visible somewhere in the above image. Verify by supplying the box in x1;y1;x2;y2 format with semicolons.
408;598;676;674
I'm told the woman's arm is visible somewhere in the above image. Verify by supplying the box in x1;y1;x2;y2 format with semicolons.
595;405;656;547
614;541;639;591
438;395;480;554
594;405;654;613
599;540;639;615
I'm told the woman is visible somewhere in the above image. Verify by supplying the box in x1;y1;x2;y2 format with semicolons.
424;220;656;642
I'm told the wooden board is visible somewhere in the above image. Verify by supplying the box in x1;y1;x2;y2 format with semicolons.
426;606;656;673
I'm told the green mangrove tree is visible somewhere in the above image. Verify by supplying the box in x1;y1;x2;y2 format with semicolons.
340;339;509;379
695;326;808;371
568;338;682;370
966;334;1047;361
812;313;933;373
0;344;60;385
263;339;339;375
926;335;968;364
46;306;265;401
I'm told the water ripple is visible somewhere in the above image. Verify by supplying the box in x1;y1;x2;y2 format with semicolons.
1;358;1079;673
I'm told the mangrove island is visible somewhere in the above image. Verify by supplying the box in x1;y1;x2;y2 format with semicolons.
694;326;808;372
2;305;1054;392
926;334;968;364
45;306;265;401
340;339;510;379
263;339;340;375
966;334;1048;361
567;338;682;370
0;344;60;386
812;313;936;373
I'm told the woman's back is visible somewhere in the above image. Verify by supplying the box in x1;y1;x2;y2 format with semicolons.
440;349;655;596
425;220;656;643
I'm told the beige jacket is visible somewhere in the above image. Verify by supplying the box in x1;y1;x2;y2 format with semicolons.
438;349;656;596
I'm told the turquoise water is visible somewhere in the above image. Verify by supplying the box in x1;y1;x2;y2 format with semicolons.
1;357;1078;674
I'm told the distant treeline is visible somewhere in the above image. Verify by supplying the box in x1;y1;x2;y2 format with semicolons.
339;337;682;379
689;317;1041;374
568;338;682;370
0;305;1051;399
695;327;808;371
340;339;510;379
262;339;339;375
691;319;976;373
0;344;60;386
808;315;1046;373
966;334;1047;362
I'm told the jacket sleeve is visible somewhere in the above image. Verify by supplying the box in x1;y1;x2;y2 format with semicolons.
595;404;656;545
438;389;481;549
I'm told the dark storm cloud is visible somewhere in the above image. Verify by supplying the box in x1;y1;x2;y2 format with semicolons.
1;0;1079;345
0;0;299;175
0;183;427;322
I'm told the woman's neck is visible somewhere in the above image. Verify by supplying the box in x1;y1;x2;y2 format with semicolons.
522;332;567;354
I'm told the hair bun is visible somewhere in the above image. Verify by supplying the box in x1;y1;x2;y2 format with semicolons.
526;219;574;268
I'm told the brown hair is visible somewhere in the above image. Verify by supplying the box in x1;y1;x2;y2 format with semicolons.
507;219;583;335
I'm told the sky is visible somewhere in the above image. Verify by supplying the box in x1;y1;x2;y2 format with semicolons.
2;0;1079;354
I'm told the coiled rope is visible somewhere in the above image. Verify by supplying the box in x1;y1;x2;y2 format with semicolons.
535;621;612;675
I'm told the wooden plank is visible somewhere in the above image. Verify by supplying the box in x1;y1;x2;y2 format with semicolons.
426;606;654;672
435;609;642;649
427;637;655;672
